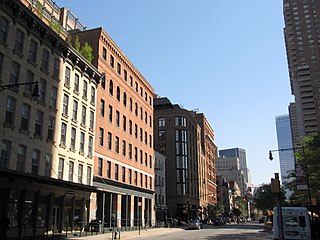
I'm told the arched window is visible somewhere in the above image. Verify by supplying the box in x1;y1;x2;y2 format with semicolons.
116;86;120;101
135;102;138;116
123;92;127;107
129;98;133;112
109;80;113;96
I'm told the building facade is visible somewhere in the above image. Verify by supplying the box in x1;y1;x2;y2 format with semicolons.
69;28;155;228
283;0;320;141
154;151;167;222
0;0;101;238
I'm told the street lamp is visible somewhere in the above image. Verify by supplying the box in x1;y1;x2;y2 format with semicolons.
0;81;40;101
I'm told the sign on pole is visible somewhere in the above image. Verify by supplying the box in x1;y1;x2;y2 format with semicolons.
295;164;308;190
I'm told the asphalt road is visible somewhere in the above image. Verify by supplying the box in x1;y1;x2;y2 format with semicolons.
129;222;273;240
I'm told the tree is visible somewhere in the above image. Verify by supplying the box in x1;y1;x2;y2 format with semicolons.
207;204;224;219
253;183;286;215
80;42;94;63
284;131;320;207
74;36;81;52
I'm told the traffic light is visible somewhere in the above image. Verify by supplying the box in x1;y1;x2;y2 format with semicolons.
269;151;273;161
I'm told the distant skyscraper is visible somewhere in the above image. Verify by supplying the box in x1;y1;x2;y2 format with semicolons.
219;148;249;189
283;0;320;140
275;114;295;199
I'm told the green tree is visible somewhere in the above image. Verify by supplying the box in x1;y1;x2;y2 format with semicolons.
74;36;81;52
207;204;224;219
254;183;286;214
80;42;94;63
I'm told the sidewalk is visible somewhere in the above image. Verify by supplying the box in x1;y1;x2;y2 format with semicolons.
67;227;185;240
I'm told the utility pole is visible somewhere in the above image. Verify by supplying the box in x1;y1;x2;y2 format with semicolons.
271;173;284;240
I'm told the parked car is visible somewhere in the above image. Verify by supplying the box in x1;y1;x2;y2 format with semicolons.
186;219;203;230
212;217;224;226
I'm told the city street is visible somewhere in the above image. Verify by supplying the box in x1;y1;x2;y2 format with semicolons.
68;222;273;240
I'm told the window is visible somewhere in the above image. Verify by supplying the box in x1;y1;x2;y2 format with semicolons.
130;76;133;86
102;47;107;60
134;124;138;138
20;104;30;131
89;111;94;130
149;155;152;168
158;117;166;127
122;166;125;182
107;161;111;178
140;150;143;164
108;105;113;122
63;94;69;116
14;29;24;54
107;132;112;150
88;136;93;157
134;171;137;185
145;112;148;124
87;166;92;185
122;140;126;156
124;69;127;81
140;107;143;120
83;80;88;99
117;62;121;75
123;115;126;131
69;161;74;181
53;58;60;81
5;97;16;125
116;87;120;101
101;75;106;89
72;100;78;121
140;87;143;97
135;103;138;116
99;128;104;146
31;149;40;175
145;92;148;102
100;99;105;117
98;157;103;176
44;154;52;177
39;79;46;103
74;74;80;93
115;136;119;153
28;39;37;63
78;164;83;183
115;164;119;180
70;127;76;150
134;147;138;161
129;144;132;159
129;169;132;184
150;176;152;189
80;132;85;153
145;131;148;144
0;140;11;168
50;86;57;109
158;130;166;140
24;70;34;95
9;61;20;85
47;116;55;141
129;98;132;111
34;110;44;136
91;86;95;104
81;106;86;125
149;116;152;127
129;120;132;135
149;135;152;147
116;111;120;127
16;145;26;172
175;116;187;127
140;128;143;141
64;67;71;87
145;152;148;166
60;123;67;146
41;49;49;73
0;16;8;42
58;158;64;179
109;80;113;96
145;175;148;188
110;55;114;68
123;92;127;107
135;81;138;92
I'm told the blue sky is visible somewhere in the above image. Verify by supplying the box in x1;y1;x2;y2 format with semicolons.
58;0;294;185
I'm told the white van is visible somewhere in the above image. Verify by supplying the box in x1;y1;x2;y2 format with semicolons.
273;207;311;240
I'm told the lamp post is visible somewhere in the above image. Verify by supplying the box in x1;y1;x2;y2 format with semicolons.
0;81;40;101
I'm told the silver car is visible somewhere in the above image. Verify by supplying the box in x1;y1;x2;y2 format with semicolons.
186;219;203;230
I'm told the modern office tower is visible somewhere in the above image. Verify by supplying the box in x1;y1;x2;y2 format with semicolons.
219;148;249;190
70;28;155;228
154;151;167;222
275;114;295;199
216;157;246;196
153;97;216;222
283;0;320;140
0;0;101;238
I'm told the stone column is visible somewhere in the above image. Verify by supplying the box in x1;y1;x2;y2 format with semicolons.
130;196;135;228
116;194;122;228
